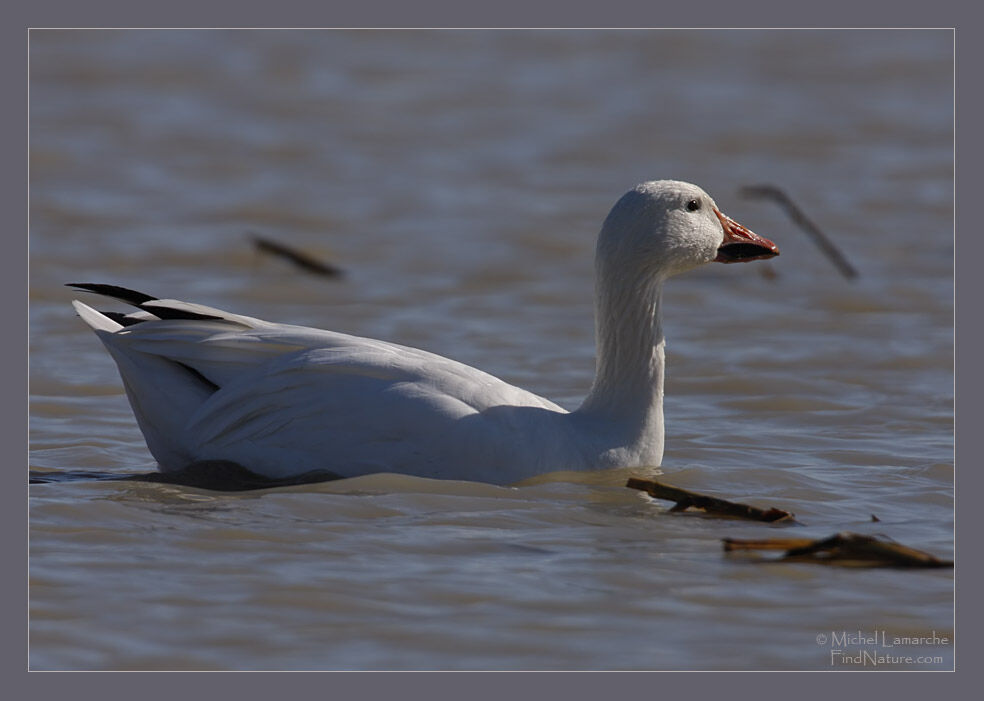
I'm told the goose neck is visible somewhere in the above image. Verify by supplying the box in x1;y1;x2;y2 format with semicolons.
579;274;666;418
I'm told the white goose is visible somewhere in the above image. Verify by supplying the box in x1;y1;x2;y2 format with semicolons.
71;180;778;485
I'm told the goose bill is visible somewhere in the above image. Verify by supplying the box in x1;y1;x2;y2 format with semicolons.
713;208;780;263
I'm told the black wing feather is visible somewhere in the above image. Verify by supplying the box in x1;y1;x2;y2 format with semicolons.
67;283;158;306
67;283;224;322
101;311;147;328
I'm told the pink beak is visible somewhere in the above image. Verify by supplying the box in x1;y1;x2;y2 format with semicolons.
713;207;780;263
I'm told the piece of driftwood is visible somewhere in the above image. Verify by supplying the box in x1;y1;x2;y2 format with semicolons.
625;477;799;524
723;532;953;568
251;233;345;277
739;184;859;280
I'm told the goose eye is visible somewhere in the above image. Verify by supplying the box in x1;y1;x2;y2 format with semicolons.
686;199;701;212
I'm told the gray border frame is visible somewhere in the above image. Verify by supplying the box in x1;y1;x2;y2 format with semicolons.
13;0;974;697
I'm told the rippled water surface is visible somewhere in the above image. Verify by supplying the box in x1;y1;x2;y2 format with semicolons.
29;29;953;670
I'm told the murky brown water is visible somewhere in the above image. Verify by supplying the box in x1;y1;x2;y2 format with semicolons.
29;29;953;670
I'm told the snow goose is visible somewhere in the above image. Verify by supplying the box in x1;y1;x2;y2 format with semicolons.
70;180;778;485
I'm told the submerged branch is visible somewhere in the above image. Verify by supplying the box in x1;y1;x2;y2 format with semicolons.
250;233;345;278
739;184;859;280
723;532;953;568
625;477;799;524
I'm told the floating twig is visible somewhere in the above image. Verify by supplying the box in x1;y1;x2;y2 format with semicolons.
739;184;859;280
250;233;345;278
723;532;952;568
625;477;799;524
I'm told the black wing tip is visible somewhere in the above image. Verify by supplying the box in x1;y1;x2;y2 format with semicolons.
101;311;146;327
67;282;224;322
66;283;159;305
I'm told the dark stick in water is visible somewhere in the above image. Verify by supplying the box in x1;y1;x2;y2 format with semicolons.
739;184;859;280
250;233;345;278
723;532;953;568
625;477;799;524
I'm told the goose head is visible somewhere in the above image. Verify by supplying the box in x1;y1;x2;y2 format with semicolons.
596;180;779;280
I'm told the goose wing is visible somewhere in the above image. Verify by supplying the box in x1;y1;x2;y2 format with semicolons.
72;291;565;479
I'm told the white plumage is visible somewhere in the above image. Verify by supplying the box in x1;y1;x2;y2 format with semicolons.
72;180;778;485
